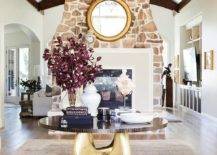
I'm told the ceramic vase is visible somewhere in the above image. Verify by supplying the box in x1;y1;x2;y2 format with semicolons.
81;84;101;116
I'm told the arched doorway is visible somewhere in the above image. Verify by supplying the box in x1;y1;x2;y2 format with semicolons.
4;23;40;104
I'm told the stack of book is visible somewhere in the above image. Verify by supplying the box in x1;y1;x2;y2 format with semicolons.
62;106;93;126
66;106;88;116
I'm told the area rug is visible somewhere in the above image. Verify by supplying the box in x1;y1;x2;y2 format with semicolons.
158;111;182;123
16;139;194;155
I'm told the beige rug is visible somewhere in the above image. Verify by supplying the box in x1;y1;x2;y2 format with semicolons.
17;139;195;155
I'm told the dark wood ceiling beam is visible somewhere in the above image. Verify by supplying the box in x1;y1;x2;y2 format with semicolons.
27;0;190;12
38;0;65;11
150;0;179;12
177;0;191;12
27;0;40;10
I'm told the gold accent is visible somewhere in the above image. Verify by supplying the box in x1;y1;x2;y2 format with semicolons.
204;50;215;70
74;133;131;155
87;0;132;42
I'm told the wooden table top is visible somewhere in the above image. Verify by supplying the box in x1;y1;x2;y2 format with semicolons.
39;116;168;133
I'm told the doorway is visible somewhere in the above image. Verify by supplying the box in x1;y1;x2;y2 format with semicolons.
4;24;40;105
5;47;30;104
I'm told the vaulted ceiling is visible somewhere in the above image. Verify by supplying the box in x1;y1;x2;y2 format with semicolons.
27;0;191;12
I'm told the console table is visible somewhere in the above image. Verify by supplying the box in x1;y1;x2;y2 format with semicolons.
39;116;168;155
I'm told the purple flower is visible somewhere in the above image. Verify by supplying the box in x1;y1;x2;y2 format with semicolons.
43;34;102;93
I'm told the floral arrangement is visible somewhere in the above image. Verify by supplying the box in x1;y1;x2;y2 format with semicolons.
43;34;102;94
115;72;135;96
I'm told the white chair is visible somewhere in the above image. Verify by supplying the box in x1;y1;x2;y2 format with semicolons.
47;94;63;117
32;90;52;116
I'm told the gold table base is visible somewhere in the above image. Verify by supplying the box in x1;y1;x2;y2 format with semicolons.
74;133;131;155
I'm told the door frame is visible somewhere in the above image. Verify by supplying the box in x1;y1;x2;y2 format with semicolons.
5;45;30;104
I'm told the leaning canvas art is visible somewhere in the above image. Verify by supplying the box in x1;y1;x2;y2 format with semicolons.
204;50;214;70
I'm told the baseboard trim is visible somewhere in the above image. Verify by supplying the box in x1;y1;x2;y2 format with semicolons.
178;105;217;123
202;113;217;123
179;105;201;117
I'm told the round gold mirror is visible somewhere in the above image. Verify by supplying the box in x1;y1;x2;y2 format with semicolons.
87;0;132;42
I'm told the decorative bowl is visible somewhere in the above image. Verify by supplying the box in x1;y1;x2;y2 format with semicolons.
119;113;153;124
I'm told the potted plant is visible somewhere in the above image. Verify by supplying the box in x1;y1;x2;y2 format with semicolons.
20;77;41;94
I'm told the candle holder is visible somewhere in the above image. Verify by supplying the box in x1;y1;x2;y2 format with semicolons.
119;94;131;112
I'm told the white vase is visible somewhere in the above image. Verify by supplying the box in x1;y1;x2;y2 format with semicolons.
81;84;101;117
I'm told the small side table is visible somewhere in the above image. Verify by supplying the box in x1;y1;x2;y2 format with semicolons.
19;92;33;118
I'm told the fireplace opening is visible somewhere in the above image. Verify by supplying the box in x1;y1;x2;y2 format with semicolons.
94;69;132;109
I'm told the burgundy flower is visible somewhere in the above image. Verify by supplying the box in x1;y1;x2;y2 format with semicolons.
97;56;102;61
43;34;102;93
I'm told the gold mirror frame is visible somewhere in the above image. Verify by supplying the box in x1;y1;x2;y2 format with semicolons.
87;0;132;42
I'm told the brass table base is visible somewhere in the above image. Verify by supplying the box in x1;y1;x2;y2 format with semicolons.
74;133;131;155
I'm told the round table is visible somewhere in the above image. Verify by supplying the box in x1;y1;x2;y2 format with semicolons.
39;116;168;155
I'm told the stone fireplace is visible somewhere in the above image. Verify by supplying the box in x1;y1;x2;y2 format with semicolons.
53;0;163;105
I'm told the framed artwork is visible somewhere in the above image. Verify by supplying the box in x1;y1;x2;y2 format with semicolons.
94;69;132;108
204;50;214;70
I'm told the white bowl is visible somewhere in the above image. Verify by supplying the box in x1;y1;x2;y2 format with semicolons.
119;113;153;124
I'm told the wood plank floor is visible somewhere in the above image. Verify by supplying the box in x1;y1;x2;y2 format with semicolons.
1;105;217;155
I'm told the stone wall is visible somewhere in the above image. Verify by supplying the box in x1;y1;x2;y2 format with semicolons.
53;0;163;105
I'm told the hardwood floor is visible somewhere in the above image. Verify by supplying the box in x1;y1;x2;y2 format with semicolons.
166;108;217;155
1;105;217;155
0;105;74;155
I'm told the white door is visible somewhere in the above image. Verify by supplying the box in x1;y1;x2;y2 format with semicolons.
5;47;29;104
18;47;30;93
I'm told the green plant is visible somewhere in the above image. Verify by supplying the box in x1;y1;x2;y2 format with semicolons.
20;77;41;94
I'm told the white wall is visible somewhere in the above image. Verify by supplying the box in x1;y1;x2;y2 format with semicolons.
30;42;41;77
5;31;40;79
151;5;175;65
175;0;217;118
43;6;64;47
0;0;43;128
41;6;64;82
5;31;30;47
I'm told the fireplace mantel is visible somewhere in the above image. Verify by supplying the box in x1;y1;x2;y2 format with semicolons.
94;48;153;112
